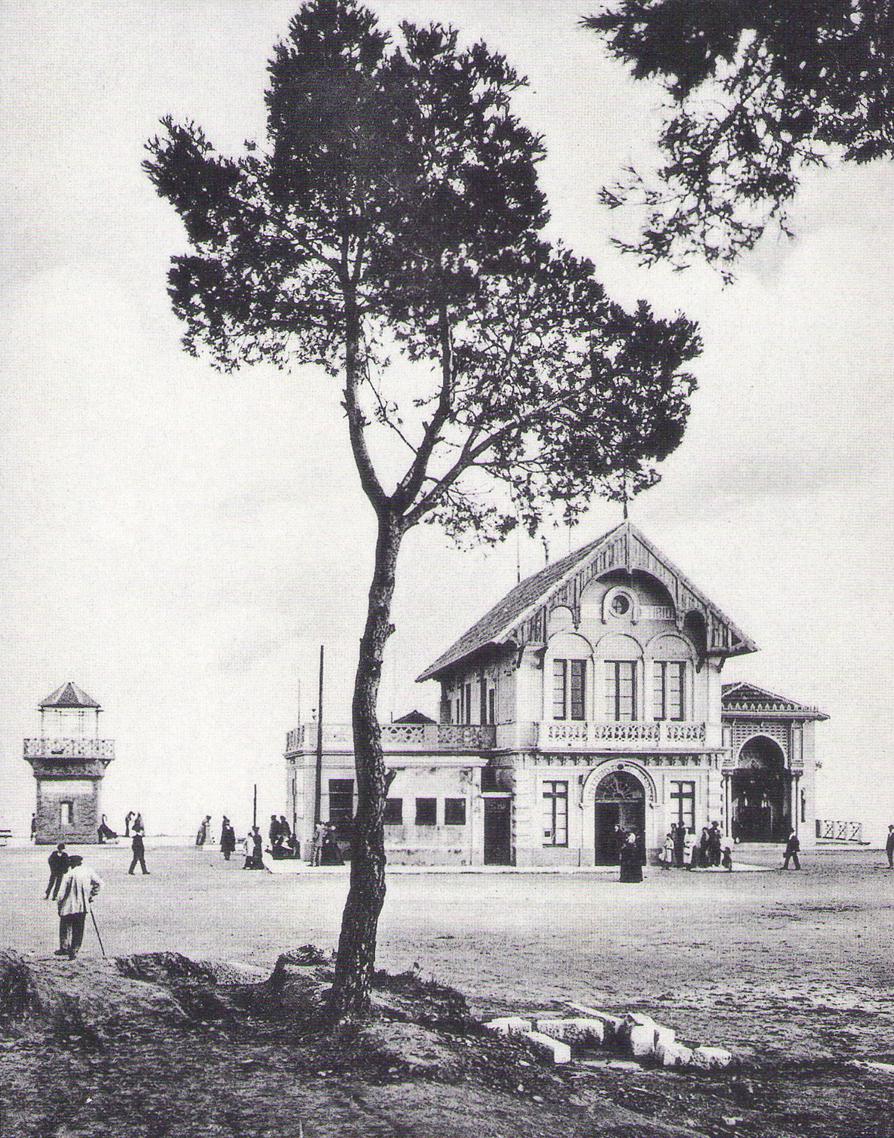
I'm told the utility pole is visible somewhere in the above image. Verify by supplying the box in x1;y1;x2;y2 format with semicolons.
313;644;325;827
252;783;257;830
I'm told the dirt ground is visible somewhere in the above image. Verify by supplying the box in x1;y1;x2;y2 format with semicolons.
1;844;893;1137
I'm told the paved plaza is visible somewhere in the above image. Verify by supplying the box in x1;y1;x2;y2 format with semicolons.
4;844;893;1065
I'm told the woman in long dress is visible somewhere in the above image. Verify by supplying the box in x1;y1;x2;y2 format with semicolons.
619;832;643;883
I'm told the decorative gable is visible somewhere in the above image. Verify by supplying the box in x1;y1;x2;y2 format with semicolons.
722;682;828;720
418;521;757;681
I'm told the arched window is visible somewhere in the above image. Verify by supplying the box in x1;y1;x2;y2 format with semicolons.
546;631;592;721
597;633;642;722
649;634;692;721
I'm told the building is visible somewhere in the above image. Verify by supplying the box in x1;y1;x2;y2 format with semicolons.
23;682;115;844
284;521;827;865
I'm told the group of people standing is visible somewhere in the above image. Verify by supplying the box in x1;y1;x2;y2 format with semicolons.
660;821;733;871
268;814;300;859
309;822;344;866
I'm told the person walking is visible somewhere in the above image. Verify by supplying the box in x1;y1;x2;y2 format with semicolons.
55;855;102;959
660;832;674;870
619;831;643;883
708;821;723;867
683;827;696;869
310;821;326;867
250;826;264;869
673;822;685;868
196;815;211;847
220;816;236;861
129;828;149;875
782;830;801;870
124;810;135;837
886;824;894;869
45;843;70;900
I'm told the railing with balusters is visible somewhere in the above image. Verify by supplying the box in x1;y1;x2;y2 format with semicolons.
23;737;115;759
815;819;864;843
285;722;497;753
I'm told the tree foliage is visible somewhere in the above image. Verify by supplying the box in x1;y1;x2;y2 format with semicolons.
145;0;700;1017
585;0;894;275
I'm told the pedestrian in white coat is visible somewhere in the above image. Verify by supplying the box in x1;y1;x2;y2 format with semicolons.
55;855;103;960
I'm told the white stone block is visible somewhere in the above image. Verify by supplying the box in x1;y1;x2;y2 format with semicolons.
483;1016;532;1036
626;1023;657;1058
655;1039;693;1068
534;1017;606;1047
524;1031;572;1065
566;1004;624;1041
690;1046;733;1070
653;1024;677;1050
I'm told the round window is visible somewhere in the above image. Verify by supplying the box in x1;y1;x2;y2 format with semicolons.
610;593;631;616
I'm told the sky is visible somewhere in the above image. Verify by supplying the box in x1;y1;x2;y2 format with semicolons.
1;1;892;840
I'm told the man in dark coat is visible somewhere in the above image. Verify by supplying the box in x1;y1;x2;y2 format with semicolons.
220;816;236;861
708;821;723;867
619;832;643;883
782;830;801;870
45;843;69;899
129;829;149;875
885;824;894;869
672;822;685;868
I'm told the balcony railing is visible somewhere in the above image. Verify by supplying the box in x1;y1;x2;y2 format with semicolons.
286;722;497;753
23;737;115;760
528;719;716;751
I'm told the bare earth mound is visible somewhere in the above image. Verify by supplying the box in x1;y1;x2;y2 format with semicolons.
0;948;890;1138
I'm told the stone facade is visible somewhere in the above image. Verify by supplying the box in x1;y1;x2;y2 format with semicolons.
284;522;827;864
24;683;115;844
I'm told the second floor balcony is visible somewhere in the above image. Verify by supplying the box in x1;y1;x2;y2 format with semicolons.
518;719;719;752
24;737;116;760
286;721;497;754
286;718;721;756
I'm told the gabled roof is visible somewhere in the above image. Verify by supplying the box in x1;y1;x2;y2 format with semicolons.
393;709;437;724
722;682;828;720
418;520;757;682
39;682;101;710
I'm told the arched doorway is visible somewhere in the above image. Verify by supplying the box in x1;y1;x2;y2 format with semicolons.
731;736;789;842
593;771;645;865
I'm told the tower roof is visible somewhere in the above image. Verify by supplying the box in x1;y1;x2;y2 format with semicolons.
39;682;101;710
417;520;757;682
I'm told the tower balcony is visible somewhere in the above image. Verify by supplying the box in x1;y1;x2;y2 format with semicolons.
23;737;116;760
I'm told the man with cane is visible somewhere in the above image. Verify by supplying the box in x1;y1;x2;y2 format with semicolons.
55;855;103;960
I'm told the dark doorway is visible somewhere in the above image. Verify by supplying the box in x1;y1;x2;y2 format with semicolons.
731;737;789;842
483;798;512;865
593;771;646;865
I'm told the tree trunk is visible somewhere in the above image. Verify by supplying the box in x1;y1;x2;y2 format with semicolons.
329;509;403;1019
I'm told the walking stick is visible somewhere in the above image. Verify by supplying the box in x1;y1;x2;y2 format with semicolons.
89;906;106;958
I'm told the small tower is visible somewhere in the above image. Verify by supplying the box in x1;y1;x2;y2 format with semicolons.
23;682;115;844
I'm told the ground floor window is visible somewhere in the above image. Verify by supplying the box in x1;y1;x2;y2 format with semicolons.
669;780;695;832
384;798;403;824
59;800;73;827
542;780;568;846
445;798;466;825
415;797;437;825
328;779;354;839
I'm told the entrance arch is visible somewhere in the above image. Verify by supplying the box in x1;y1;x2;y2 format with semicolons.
592;770;646;865
731;736;789;842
